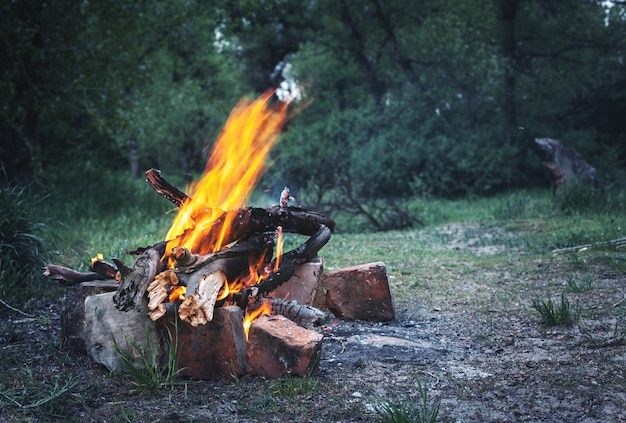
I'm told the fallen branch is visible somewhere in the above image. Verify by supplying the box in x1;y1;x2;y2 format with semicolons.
551;236;626;255
0;298;34;318
43;265;108;286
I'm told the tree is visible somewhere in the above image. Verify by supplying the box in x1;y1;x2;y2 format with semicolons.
0;0;253;183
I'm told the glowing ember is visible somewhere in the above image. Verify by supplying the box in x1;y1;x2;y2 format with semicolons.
165;90;289;257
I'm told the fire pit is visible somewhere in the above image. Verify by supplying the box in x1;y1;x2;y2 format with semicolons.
45;91;395;380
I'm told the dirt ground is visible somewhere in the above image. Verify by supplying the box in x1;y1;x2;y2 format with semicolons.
1;224;625;422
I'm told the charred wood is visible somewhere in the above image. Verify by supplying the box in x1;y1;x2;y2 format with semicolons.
145;168;335;239
113;245;165;311
254;297;328;329
43;264;107;286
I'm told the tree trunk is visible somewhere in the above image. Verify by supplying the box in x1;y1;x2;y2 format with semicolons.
499;0;519;144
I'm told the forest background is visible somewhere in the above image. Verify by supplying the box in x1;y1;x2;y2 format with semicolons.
2;0;626;233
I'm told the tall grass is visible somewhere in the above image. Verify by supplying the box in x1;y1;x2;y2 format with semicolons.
41;168;176;270
0;184;51;306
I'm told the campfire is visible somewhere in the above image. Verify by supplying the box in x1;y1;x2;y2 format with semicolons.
45;90;395;380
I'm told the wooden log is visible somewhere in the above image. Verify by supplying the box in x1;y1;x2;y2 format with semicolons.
145;236;271;322
178;270;226;326
61;280;119;353
85;292;164;372
44;264;108;286
253;297;328;329
113;243;166;311
145;168;335;237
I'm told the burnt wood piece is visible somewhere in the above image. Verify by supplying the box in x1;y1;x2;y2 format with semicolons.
113;243;166;311
145;168;188;208
254;297;328;329
114;169;334;316
145;168;335;239
89;260;119;279
44;264;108;286
144;234;273;321
231;224;332;308
534;138;601;194
171;233;273;280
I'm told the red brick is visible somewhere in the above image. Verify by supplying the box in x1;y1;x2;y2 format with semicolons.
269;258;325;309
322;262;395;321
246;315;323;378
161;305;246;380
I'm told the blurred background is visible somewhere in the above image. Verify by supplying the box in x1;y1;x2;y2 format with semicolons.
1;0;625;235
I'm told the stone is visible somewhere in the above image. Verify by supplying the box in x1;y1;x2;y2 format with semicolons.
61;280;118;353
246;314;323;378
322;261;395;321
84;291;163;372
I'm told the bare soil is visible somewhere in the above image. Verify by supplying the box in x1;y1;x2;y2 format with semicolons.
1;223;625;422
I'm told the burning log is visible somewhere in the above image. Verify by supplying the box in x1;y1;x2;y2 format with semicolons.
110;168;334;327
146;168;335;237
177;270;226;326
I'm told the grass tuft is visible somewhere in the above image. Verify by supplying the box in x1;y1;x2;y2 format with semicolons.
532;293;580;326
113;320;187;393
375;377;440;423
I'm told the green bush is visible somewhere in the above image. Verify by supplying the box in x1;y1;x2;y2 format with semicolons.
0;184;50;306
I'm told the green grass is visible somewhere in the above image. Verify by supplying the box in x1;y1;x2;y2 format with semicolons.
0;184;51;305
375;377;440;423
531;293;580;326
4;171;626;421
113;320;187;393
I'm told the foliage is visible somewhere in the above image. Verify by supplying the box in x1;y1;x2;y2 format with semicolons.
532;294;580;326
2;0;626;233
0;183;50;305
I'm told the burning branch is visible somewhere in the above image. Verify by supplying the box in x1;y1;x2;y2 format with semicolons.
110;170;334;326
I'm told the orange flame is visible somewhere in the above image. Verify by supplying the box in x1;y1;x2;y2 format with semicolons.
243;302;272;339
274;227;283;272
165;90;289;257
168;286;186;302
